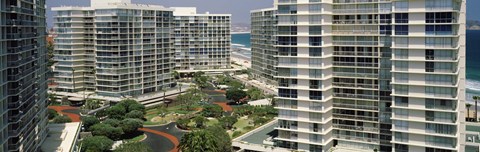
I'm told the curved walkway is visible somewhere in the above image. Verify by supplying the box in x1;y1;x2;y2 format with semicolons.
48;106;81;122
213;102;233;112
140;123;183;152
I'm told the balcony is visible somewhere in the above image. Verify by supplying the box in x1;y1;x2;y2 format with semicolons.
333;103;378;110
334;93;378;100
333;124;379;132
333;114;378;122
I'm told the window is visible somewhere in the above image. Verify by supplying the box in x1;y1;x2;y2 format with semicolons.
425;87;456;98
426;25;453;35
380;14;392;23
395;144;409;152
426;99;456;110
395;120;409;130
309;37;322;46
309;15;322;24
394;1;409;11
426;12;454;23
426;123;456;135
395;37;408;47
426;62;435;72
309;69;322;78
426;0;454;10
395;97;409;107
309;26;322;35
309;113;323;121
380;25;392;35
395;13;409;23
425;136;456;148
395;49;408;59
425;75;454;85
426;50;434;60
278;36;298;45
279;47;298;56
279;26;298;35
395;132;409;142
395;25;409;35
278;5;297;14
310;80;321;89
395;85;409;95
278;16;297;24
309;48;322;56
278;68;298;77
309;58;322;66
395;109;409;118
310;91;323;100
395;61;408;71
395;73;409;83
309;4;322;13
279;89;298;98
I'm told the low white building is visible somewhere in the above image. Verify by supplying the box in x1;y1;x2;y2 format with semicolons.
41;122;82;152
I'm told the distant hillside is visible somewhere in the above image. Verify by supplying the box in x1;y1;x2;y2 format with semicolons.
467;20;480;30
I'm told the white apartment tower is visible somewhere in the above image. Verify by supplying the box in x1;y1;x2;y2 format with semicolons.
52;0;176;97
172;8;231;71
251;8;278;85
254;0;466;151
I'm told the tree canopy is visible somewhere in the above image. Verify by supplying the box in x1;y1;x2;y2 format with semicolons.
81;136;114;152
52;115;72;123
226;89;247;104
90;123;124;140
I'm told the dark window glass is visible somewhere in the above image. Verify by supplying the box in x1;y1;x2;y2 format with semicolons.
309;48;322;56
395;25;409;35
426;62;434;72
395;13;408;23
309;37;322;46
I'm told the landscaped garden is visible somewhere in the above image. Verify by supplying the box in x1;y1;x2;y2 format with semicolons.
80;99;152;152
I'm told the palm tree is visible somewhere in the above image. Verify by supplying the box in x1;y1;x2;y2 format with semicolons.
172;70;180;80
467;103;472;121
178;130;219;152
475;96;479;121
178;83;183;93
266;94;276;106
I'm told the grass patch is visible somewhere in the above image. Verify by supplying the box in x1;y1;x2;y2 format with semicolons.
126;134;146;143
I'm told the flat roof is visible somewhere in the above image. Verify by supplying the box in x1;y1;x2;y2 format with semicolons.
240;122;277;145
41;122;82;152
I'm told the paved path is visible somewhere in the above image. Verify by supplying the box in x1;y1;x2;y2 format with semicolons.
48;106;81;122
140;122;186;152
214;102;233;112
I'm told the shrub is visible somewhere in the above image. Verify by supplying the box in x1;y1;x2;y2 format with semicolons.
103;119;121;127
106;105;126;120
82;116;100;130
232;131;242;138
120;118;143;134
202;105;223;118
81;136;114;152
52;115;72;123
90;123;123;140
126;110;145;119
48;109;58;120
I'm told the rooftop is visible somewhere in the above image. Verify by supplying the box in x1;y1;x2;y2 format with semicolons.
41;122;82;152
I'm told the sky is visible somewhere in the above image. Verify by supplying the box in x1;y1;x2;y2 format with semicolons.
46;0;480;27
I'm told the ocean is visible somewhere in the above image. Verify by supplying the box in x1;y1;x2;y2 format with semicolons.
232;31;480;100
466;30;480;101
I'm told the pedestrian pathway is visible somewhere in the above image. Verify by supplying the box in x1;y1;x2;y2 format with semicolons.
140;122;184;152
214;102;233;112
48;106;81;122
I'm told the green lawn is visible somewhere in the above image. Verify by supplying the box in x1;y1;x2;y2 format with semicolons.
126;134;146;143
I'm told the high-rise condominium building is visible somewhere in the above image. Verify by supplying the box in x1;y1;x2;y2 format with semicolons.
52;0;176;98
253;0;466;151
251;8;278;85
172;8;231;71
52;0;232;99
0;0;49;151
